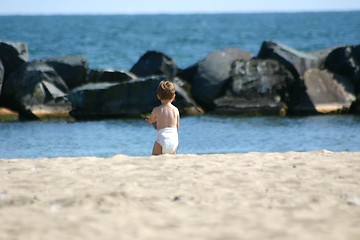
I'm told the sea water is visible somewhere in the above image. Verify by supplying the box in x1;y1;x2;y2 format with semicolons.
1;12;360;158
1;12;359;69
0;115;360;158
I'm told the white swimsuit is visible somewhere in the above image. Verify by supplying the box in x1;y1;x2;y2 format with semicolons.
156;128;179;154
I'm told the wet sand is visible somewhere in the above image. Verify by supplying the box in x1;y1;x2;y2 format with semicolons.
1;151;360;240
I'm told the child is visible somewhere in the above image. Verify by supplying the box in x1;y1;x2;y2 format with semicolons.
146;81;180;155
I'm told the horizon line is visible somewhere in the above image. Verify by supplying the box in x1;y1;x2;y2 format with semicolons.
0;9;359;16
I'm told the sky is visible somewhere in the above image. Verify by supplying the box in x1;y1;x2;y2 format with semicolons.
1;0;360;15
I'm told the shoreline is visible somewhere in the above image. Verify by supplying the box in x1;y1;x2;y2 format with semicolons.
1;151;360;240
0;107;73;121
2;149;360;160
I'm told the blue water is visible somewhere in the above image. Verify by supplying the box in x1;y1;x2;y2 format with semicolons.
1;12;360;69
0;115;359;159
1;12;360;158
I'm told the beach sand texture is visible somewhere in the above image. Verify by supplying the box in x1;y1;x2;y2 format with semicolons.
1;151;360;240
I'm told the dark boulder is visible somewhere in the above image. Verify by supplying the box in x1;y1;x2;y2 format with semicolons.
88;69;136;83
324;45;360;93
3;41;29;61
173;78;204;116
176;63;198;85
68;82;126;119
130;51;178;80
214;59;293;115
350;100;360;114
0;60;4;97
289;69;355;114
214;96;287;116
190;48;252;110
68;76;203;119
257;41;326;80
1;61;70;119
0;41;28;86
35;55;89;90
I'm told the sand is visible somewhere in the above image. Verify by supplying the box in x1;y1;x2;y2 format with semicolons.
1;151;360;240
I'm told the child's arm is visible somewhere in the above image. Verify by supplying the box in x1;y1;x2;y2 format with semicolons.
176;108;180;129
146;108;157;125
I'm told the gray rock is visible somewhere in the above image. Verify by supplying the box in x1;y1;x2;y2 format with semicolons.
214;96;286;115
191;48;252;109
88;69;136;83
0;41;28;81
290;69;355;114
3;41;29;62
173;78;204;116
130;51;178;80
68;76;202;119
230;59;294;97
257;41;325;80
1;61;70;119
214;59;293;115
324;45;360;93
176;63;198;85
323;44;360;114
35;55;89;90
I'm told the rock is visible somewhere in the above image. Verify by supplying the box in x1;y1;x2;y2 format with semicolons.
130;51;178;80
290;69;356;114
88;69;136;83
213;59;293;115
190;48;252;109
310;47;334;66
1;61;70;119
173;78;204;116
68;77;164;118
4;41;29;62
35;55;89;90
0;41;28;81
257;41;325;80
324;45;360;93
214;96;286;116
68;76;203;119
230;59;294;97
324;45;360;114
176;63;198;85
350;100;360;114
0;60;4;97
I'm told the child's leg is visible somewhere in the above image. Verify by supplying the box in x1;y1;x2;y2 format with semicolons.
152;142;162;155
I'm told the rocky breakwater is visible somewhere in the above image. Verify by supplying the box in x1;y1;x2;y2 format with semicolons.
0;43;202;120
178;41;360;116
0;40;359;121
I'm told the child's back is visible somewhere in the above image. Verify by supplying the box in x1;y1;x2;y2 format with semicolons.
153;103;179;131
146;81;180;155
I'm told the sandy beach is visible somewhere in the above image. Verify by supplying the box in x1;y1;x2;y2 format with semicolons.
1;151;360;240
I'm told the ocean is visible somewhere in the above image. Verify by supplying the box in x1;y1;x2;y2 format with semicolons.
1;12;360;158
